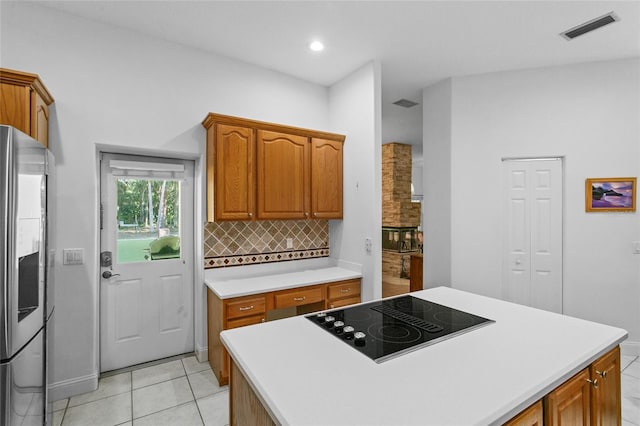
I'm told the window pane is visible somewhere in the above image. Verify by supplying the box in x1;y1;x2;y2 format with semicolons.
116;178;181;263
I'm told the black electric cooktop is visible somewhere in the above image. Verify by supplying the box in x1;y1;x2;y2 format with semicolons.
306;295;494;363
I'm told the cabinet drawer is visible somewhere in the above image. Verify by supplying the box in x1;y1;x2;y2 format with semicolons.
328;280;361;300
328;296;361;309
227;315;265;329
226;296;266;320
274;287;323;309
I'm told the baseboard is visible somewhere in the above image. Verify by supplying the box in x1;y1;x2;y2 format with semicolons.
49;372;98;402
621;340;640;357
195;344;208;363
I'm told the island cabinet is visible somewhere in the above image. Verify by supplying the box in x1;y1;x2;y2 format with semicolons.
0;68;54;148
543;346;621;426
207;277;361;385
506;345;623;426
202;113;345;221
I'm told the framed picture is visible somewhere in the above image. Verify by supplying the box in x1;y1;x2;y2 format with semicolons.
585;177;636;212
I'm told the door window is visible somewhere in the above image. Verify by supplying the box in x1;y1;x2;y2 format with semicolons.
116;178;181;264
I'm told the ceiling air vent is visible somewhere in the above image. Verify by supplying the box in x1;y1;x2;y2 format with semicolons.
393;99;419;108
561;12;619;40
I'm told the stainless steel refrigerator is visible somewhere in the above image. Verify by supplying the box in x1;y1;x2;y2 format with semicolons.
1;125;55;426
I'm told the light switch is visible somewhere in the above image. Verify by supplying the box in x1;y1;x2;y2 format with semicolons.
286;238;293;249
63;248;84;265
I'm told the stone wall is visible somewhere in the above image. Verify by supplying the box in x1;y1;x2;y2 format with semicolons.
382;142;421;278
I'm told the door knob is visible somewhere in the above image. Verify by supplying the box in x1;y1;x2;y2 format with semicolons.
102;270;121;279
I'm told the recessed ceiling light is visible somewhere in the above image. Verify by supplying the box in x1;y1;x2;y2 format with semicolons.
309;41;324;52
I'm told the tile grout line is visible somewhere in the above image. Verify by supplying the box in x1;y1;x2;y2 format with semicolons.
183;358;207;425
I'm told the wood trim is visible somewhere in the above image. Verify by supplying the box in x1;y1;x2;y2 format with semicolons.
202;112;345;143
0;68;54;104
503;400;543;425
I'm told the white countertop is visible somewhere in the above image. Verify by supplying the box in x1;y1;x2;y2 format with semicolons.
204;258;363;299
220;286;628;426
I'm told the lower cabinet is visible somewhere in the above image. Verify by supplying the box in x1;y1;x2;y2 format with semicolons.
504;401;543;426
208;278;361;385
507;346;621;426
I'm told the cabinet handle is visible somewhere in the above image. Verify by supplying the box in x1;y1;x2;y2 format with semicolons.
340;289;351;293
586;378;599;389
248;212;253;218
304;212;309;217
596;370;607;379
313;212;318;217
239;305;254;311
261;318;265;323
293;297;306;302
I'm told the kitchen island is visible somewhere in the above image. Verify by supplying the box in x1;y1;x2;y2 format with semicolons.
220;286;627;425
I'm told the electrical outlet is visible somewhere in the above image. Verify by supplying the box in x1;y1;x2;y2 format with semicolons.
286;238;293;249
633;241;640;254
365;237;372;253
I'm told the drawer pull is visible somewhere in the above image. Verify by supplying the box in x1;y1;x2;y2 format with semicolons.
596;370;607;379
293;297;306;302
340;288;351;293
239;305;254;311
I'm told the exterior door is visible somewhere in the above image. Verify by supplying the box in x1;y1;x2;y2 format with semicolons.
502;158;563;313
99;153;194;372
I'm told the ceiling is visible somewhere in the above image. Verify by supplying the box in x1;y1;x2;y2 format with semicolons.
31;1;640;157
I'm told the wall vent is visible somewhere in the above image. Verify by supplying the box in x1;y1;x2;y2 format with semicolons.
561;12;619;40
393;99;419;108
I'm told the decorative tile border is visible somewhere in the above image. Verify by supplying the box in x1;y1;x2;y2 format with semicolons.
204;248;329;269
203;219;330;269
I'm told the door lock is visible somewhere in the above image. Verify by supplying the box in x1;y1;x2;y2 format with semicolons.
100;251;113;267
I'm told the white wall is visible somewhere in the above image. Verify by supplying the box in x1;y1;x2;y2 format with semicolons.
328;61;382;302
424;59;640;351
1;2;334;398
422;79;453;289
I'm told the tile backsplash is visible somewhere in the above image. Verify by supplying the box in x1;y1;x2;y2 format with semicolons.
204;220;329;268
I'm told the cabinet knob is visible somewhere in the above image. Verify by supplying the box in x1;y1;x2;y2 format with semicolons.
586;378;599;389
304;212;309;217
313;212;318;217
248;212;253;218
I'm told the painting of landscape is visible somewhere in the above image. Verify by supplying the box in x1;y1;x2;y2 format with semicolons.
586;177;636;212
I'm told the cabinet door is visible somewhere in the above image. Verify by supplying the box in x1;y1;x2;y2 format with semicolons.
0;82;31;134
590;346;621;426
211;124;255;221
33;92;49;148
544;368;591;426
504;400;543;426
257;130;309;219
311;138;343;219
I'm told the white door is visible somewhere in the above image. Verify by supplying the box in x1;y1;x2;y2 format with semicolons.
100;153;194;372
502;158;563;313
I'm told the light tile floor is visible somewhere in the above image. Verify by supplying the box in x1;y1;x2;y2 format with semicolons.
53;353;640;425
623;355;640;426
52;355;229;426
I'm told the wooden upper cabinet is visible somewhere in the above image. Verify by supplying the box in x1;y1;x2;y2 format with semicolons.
311;138;343;219
209;124;255;221
202;113;345;221
590;346;621;426
257;130;310;220
0;68;54;147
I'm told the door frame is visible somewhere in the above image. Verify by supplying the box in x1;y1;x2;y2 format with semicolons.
500;156;565;313
94;144;205;370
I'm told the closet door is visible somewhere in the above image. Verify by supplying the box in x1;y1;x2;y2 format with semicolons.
503;158;563;313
